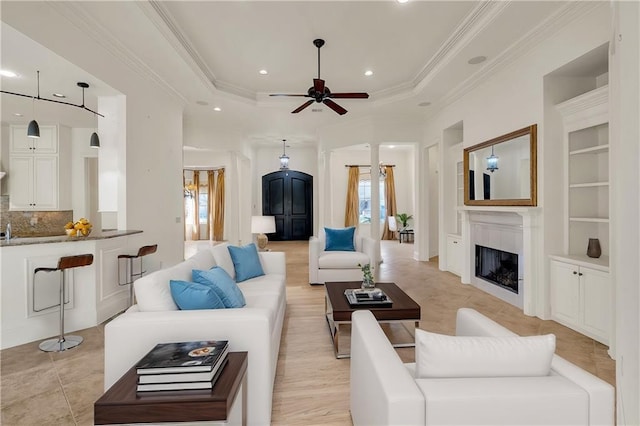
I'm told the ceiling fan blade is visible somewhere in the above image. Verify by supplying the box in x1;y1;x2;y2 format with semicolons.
323;99;347;115
313;79;325;94
329;92;369;99
291;100;314;114
270;94;308;97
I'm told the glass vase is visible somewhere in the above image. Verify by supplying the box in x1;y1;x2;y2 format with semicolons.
361;278;375;290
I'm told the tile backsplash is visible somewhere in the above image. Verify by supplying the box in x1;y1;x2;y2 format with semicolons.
0;195;72;237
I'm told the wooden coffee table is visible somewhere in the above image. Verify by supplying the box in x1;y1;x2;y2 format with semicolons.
324;281;421;358
94;351;247;425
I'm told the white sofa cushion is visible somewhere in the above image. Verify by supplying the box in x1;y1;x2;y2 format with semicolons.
211;243;236;280
416;376;589;425
318;251;370;269
415;328;555;378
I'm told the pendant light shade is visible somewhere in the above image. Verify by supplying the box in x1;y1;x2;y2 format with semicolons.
486;145;499;173
27;119;40;138
90;132;100;148
279;139;289;170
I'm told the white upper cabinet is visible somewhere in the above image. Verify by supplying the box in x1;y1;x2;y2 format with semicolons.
10;125;57;154
8;124;70;211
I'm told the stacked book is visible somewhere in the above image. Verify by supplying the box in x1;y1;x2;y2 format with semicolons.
135;340;229;392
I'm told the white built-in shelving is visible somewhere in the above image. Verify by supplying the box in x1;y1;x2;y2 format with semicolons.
556;85;609;264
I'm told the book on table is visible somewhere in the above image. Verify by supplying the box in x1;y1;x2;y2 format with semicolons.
136;356;229;391
136;340;229;375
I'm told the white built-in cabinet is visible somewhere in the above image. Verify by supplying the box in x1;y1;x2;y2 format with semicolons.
446;234;462;276
551;85;610;345
9;124;71;211
549;257;610;344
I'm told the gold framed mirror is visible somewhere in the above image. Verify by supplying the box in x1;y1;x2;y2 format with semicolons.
463;124;537;206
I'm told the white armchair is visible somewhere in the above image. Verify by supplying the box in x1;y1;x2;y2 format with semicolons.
309;228;376;285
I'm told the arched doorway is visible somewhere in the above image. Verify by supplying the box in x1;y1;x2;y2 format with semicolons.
262;170;313;241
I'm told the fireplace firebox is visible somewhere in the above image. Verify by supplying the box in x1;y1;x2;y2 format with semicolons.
475;245;519;294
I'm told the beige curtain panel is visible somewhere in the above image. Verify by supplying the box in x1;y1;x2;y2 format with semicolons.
213;169;225;241
191;171;200;240
382;166;398;240
207;170;215;240
344;166;360;227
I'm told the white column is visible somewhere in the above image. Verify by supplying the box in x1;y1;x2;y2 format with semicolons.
370;144;381;275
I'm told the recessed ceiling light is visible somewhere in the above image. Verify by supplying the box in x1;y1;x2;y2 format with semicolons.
0;69;18;78
196;100;209;106
418;101;431;107
364;70;373;77
259;69;268;75
52;93;66;98
468;56;487;65
13;113;23;117
213;107;222;112
389;145;396;149
397;0;409;3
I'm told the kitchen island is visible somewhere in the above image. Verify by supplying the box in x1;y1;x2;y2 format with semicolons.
0;230;147;349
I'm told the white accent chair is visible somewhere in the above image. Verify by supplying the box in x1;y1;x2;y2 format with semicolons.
388;216;398;240
350;308;614;426
308;228;376;285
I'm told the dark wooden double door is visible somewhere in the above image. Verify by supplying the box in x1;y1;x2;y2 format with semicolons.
262;170;313;241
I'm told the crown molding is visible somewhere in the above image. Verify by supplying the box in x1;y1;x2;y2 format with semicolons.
436;1;605;113
411;1;509;93
48;2;188;105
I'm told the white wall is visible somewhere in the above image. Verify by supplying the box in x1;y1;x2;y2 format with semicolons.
70;127;98;221
611;1;640;424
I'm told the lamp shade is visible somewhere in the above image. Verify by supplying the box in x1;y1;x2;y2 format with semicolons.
90;132;100;148
251;216;276;234
27;120;40;138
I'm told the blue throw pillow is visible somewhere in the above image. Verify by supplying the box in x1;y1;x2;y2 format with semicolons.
193;267;246;308
227;243;266;282
169;280;225;310
325;227;356;251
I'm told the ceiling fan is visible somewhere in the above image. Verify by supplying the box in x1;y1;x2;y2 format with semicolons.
269;39;369;115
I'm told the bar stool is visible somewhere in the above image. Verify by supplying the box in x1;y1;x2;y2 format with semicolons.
118;244;158;307
36;253;94;352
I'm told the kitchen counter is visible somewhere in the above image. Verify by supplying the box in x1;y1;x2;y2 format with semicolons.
0;230;142;247
1;230;148;349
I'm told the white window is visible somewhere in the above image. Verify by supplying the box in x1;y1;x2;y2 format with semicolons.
358;171;386;223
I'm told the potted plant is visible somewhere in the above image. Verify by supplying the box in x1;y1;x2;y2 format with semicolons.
396;213;413;229
358;263;375;289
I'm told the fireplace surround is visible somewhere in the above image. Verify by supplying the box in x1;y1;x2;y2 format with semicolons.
460;207;543;317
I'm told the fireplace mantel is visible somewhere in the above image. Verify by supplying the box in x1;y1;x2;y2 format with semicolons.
459;207;544;318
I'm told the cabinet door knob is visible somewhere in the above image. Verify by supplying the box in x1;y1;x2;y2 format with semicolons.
579;273;583;276
453;241;457;244
573;271;578;275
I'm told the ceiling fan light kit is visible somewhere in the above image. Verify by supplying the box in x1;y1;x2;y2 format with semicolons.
270;39;369;115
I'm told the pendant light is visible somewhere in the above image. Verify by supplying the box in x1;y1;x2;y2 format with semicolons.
27;74;40;138
90;112;100;148
486;145;499;173
0;71;105;139
279;139;289;170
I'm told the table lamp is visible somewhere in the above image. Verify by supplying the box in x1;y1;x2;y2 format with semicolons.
251;216;276;251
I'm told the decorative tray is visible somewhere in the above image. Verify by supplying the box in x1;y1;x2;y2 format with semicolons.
344;288;392;308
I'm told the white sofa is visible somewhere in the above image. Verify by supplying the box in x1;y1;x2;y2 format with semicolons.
351;308;614;426
104;243;286;426
309;229;376;285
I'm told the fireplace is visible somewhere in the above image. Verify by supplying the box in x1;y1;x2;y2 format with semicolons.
475;245;519;294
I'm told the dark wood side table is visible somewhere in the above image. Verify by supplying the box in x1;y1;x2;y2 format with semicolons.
94;351;248;425
325;282;421;358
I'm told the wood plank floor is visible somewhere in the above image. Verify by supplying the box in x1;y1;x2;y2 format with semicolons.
0;240;615;425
